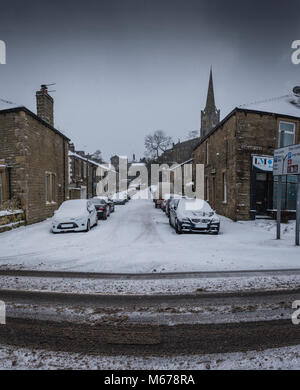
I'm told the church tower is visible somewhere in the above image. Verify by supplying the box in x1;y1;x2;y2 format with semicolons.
201;68;220;138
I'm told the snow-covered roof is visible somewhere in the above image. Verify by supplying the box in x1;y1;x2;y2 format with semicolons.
240;96;300;119
68;151;117;173
169;158;194;171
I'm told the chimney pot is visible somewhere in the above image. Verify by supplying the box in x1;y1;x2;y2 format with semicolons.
36;84;54;126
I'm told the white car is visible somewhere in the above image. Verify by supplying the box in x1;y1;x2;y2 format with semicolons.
112;191;127;205
169;198;220;234
52;199;98;233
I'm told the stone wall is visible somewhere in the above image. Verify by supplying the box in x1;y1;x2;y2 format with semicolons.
193;109;300;221
193;114;237;220
0;108;69;224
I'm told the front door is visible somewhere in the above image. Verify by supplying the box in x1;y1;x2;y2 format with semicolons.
255;173;268;214
81;186;87;199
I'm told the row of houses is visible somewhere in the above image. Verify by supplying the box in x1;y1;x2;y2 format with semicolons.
158;69;300;221
0;85;115;229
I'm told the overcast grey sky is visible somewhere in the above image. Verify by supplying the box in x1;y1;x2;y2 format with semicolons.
0;0;300;160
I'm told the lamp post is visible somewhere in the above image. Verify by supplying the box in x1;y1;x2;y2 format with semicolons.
277;153;289;240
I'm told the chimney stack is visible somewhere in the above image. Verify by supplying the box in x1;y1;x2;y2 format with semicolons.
36;84;54;126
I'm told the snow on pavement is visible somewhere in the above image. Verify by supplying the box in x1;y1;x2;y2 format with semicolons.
1;274;300;294
0;344;300;369
0;197;299;273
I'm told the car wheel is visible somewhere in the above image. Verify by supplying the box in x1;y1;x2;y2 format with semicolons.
86;220;91;232
175;220;182;235
103;212;107;220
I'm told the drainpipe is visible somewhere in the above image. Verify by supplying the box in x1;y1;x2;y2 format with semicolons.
63;140;66;201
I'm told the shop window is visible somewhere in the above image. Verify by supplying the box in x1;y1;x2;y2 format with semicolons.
273;175;297;210
279;122;295;148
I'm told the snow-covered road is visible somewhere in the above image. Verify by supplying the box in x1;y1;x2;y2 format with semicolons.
0;196;299;272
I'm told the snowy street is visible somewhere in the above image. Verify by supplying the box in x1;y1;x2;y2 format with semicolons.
0;194;299;273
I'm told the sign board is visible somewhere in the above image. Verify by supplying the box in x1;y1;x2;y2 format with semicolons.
273;144;300;176
252;156;274;172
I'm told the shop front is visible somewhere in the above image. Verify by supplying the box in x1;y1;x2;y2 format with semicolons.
250;155;274;218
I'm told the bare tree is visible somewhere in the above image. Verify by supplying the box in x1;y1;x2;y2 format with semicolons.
186;130;199;140
91;150;103;162
144;130;173;159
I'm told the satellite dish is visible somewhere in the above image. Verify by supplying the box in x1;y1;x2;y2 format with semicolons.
293;86;300;96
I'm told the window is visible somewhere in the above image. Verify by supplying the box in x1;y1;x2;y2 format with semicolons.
51;174;56;202
273;175;297;210
205;141;209;165
205;176;209;201
222;172;227;203
46;172;56;203
83;162;87;178
0;174;2;205
45;174;51;203
279;121;295;148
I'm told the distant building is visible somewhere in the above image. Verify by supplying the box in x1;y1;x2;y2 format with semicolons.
0;85;70;225
158;138;200;165
69;145;117;199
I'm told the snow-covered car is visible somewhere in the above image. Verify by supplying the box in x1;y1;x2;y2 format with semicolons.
165;195;182;217
112;192;127;205
52;199;98;233
91;198;111;220
169;198;220;234
93;196;115;213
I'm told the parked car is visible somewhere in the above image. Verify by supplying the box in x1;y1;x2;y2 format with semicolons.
165;195;182;217
112;192;127;205
52;199;98;233
91;198;110;220
94;196;115;213
161;193;173;212
161;198;168;212
169;198;220;234
153;183;173;209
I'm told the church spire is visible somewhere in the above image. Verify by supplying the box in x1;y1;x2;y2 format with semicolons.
200;68;220;138
205;67;216;111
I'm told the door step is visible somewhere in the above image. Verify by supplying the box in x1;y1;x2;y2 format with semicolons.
255;215;272;220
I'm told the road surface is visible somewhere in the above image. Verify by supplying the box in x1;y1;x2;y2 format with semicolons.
0;197;300;273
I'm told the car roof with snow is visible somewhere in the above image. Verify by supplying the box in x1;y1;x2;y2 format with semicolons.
178;198;213;212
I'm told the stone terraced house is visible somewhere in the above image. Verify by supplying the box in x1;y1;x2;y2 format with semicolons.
193;106;300;221
0;85;70;226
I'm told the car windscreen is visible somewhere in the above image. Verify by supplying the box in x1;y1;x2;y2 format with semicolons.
58;200;86;212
